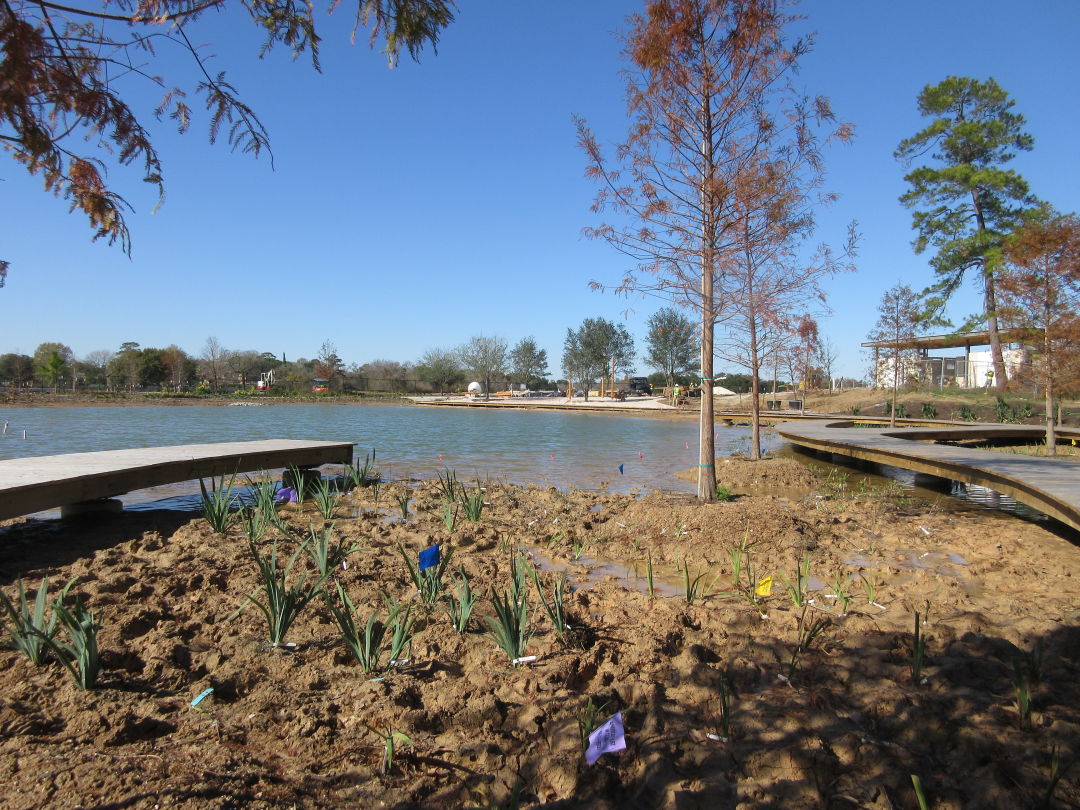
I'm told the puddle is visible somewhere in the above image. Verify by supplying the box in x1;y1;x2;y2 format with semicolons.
588;504;604;514
524;546;684;599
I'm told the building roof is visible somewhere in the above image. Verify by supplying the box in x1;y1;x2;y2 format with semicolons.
861;327;1040;351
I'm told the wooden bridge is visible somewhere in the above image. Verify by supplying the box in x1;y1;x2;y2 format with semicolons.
776;420;1080;532
0;440;355;521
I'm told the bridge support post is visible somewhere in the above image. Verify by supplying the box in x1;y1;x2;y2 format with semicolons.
61;498;124;519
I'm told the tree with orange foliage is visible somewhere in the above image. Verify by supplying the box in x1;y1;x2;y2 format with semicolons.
577;0;852;494
1000;211;1080;452
0;0;453;277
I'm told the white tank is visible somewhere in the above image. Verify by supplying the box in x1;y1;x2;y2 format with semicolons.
467;381;483;394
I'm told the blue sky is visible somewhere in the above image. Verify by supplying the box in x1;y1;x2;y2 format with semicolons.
3;0;1078;380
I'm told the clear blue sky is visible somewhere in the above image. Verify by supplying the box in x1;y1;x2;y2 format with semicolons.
3;0;1078;380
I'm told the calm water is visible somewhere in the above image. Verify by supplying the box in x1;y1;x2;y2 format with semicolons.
0;404;778;505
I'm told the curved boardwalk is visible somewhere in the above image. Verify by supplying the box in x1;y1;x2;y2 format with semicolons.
0;440;355;521
776;420;1080;533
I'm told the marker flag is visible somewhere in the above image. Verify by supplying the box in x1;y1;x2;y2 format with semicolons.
275;486;298;504
586;712;626;765
438;454;444;462
755;575;773;597
418;545;440;571
685;442;690;450
639;452;644;459
618;464;624;475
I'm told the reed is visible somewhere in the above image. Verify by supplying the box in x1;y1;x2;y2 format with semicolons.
527;565;569;642
366;724;413;775
911;611;927;686
396;491;411;522
681;558;718;605
441;500;459;532
303;524;360;577
577;698;608;751
312;476;340;521
435;468;460;502
459;483;485;522
327;583;389;673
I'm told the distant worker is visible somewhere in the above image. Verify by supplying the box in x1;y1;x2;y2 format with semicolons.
984;369;994;390
673;384;680;405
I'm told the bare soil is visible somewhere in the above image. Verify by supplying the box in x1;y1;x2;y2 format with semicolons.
1;460;1078;809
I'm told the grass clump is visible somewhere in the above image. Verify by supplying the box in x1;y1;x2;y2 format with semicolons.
328;584;414;673
714;483;733;502
345;450;379;490
312;476;340;521
0;576;76;665
302;524;361;577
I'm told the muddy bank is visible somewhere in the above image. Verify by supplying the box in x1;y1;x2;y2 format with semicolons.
0;462;1078;808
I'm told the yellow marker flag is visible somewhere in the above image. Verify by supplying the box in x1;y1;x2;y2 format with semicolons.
755;575;773;597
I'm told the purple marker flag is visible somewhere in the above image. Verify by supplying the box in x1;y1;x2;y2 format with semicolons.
418;544;440;571
275;486;298;504
585;711;626;765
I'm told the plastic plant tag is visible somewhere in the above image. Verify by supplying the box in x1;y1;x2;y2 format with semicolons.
191;688;214;707
586;711;626;765
418;545;440;571
511;655;538;666
755;575;773;597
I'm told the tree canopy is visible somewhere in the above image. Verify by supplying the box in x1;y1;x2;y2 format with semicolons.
895;76;1037;388
0;0;454;275
644;307;697;389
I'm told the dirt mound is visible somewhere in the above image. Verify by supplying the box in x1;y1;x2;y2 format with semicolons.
0;468;1078;808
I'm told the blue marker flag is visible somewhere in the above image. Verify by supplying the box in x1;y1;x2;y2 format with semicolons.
618;464;624;475
418;544;440;571
585;711;626;765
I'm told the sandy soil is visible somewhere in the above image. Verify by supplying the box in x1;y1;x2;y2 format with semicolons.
1;459;1078;809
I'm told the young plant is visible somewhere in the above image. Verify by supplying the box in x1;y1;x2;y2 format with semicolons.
303;524;360;577
396;491;411;522
577;698;608;752
199;473;239;534
386;601;415;664
397;543;454;608
435;467;460;502
44;598;101;690
441;500;459;532
911;611;927;686
788;609;831;679
327;583;390;673
0;576;77;665
244;473;280;517
527;565;570;642
345;450;378;490
714;483;733;502
485;586;531;663
239;505;272;543
860;574;883;609
910;774;929;810
312;476;340;521
921;402;937;419
1012;656;1032;729
366;724;413;775
681;558;718;605
779;556;812;610
459;483;485;522
445;568;476;633
646;550;655;598
716;670;733;739
828;575;853;616
234;538;332;647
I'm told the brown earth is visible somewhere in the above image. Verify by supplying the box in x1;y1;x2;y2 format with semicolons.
1;460;1078;809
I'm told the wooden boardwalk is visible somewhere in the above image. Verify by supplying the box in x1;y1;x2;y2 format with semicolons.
776;420;1080;532
0;440;355;521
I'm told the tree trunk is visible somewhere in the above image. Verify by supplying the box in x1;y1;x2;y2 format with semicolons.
1044;299;1056;455
748;307;762;460
972;188;1008;390
698;268;716;501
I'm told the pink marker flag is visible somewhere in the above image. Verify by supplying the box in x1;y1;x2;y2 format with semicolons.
585;711;626;765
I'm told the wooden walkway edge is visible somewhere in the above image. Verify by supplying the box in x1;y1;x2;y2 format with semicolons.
0;440;355;521
776;420;1080;532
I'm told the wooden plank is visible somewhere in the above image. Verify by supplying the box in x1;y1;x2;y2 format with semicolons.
0;440;354;520
776;420;1080;532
